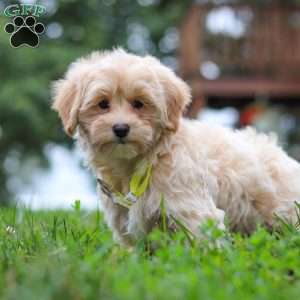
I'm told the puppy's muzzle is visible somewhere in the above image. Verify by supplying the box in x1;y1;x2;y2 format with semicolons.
112;123;130;139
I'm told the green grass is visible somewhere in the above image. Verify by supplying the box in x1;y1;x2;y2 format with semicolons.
0;204;300;300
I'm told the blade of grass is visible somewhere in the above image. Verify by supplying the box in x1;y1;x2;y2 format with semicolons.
160;194;167;233
170;215;195;247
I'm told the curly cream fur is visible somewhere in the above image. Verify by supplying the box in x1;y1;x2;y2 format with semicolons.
52;49;300;245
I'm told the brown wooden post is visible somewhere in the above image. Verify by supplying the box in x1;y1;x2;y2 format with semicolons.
179;5;202;78
186;94;206;119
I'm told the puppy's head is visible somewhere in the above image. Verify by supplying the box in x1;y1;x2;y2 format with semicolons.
52;49;191;159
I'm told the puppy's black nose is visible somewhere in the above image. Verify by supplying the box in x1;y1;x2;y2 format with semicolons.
112;124;130;138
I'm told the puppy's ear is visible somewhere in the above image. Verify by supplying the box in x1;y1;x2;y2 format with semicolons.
51;79;81;137
160;71;191;132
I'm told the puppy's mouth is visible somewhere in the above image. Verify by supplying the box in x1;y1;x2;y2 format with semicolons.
108;140;140;159
96;135;150;158
99;138;136;151
116;137;127;145
99;138;130;147
114;136;141;146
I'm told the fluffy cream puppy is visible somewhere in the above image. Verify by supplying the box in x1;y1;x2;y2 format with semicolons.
52;49;299;245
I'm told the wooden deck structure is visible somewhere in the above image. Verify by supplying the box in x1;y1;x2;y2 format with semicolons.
179;2;300;117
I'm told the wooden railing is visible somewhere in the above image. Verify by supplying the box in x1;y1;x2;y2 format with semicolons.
179;3;300;80
179;3;300;114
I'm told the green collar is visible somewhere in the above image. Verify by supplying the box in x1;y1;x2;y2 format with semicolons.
97;162;152;209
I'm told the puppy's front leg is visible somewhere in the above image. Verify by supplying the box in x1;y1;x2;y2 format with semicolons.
98;189;132;246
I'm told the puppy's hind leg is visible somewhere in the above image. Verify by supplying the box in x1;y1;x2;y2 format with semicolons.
165;195;226;237
252;169;300;230
272;200;300;229
253;191;299;231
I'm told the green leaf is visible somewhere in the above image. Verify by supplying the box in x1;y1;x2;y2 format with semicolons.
72;200;81;212
160;194;167;233
130;163;152;197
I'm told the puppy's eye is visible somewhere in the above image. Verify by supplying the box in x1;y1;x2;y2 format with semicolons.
98;99;110;110
132;99;144;110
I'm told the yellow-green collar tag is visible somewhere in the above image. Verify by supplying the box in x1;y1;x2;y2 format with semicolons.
114;163;153;209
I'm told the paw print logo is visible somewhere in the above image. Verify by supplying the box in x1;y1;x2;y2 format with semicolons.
4;16;45;48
